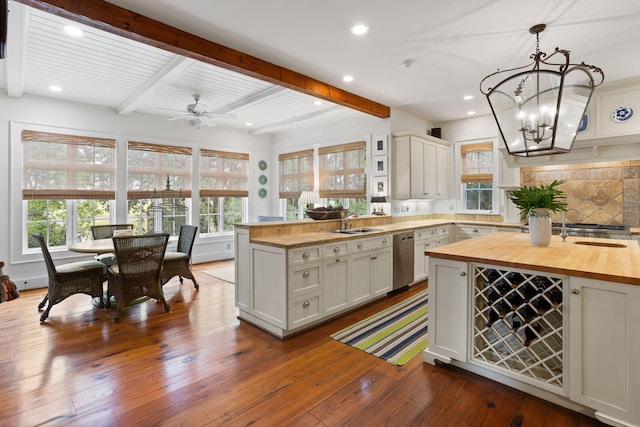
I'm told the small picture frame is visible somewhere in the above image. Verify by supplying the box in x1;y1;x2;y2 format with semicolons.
373;177;388;195
374;157;387;176
373;135;388;156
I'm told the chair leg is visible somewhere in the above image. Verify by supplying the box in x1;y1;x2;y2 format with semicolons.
40;303;52;322
38;293;49;310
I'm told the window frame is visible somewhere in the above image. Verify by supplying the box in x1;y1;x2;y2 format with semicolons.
456;138;498;214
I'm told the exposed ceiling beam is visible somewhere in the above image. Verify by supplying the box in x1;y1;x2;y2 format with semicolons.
15;0;391;119
117;55;196;115
216;86;287;114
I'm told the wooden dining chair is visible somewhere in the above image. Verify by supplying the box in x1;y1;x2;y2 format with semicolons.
161;225;199;289
91;224;134;240
32;233;106;322
107;233;170;322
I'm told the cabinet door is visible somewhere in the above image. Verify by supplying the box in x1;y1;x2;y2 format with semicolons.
410;138;426;199
423;142;437;198
250;244;287;328
414;237;437;282
569;278;640;425
349;251;372;304
424;258;468;364
435;144;449;198
234;228;251;311
371;248;392;296
323;258;349;315
393;135;411;200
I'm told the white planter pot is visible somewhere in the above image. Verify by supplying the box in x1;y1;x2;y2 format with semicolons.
528;208;552;247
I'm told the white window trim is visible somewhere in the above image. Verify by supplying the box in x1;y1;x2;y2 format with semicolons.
455;137;499;214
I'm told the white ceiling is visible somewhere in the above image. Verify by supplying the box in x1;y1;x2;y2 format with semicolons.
4;1;640;134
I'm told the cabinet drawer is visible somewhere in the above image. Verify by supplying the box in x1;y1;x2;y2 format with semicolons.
414;227;438;241
438;226;452;237
288;263;322;297
288;245;322;266
288;292;322;329
349;234;392;253
456;225;495;240
324;242;348;258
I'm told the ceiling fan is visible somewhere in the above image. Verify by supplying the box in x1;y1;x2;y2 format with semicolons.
167;95;237;127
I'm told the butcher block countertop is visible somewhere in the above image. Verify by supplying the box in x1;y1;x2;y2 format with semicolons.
426;232;640;286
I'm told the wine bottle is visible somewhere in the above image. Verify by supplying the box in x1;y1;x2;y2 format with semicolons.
524;326;537;347
486;308;500;327
548;289;563;308
494;279;511;296
519;305;537;323
507;292;524;311
521;283;539;302
532;297;551;316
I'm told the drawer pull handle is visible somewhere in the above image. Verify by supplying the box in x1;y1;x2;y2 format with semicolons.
357;243;363;249
425;243;431;247
334;247;340;253
302;252;310;258
303;300;310;308
302;271;310;278
371;256;377;260
382;239;388;244
460;272;466;276
473;228;478;233
572;289;580;295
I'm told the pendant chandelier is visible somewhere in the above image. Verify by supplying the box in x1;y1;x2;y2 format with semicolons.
480;24;604;157
148;175;187;215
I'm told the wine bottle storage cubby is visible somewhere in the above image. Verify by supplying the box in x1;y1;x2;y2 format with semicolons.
472;265;564;389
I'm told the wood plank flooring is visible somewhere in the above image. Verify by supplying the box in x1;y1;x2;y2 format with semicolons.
0;260;606;426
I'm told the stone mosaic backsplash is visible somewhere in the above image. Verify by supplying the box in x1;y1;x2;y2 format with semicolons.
521;161;640;227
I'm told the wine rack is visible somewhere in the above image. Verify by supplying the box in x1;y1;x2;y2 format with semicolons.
472;265;564;389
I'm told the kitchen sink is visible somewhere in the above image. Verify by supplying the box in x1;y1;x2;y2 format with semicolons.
573;241;626;248
323;228;383;235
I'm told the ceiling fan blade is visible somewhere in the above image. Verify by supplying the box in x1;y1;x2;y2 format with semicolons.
167;114;193;121
203;112;237;120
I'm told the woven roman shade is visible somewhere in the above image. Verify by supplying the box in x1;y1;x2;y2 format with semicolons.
127;141;192;199
318;141;366;199
199;149;249;197
22;130;116;200
461;142;493;183
278;149;314;198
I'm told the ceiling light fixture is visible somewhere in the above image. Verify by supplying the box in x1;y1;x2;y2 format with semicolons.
49;85;62;92
350;24;369;36
480;24;604;157
313;100;323;106
63;25;83;37
463;95;474;101
342;75;354;83
467;111;476;116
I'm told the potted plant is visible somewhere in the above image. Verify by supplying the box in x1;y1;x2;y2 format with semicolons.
509;180;567;246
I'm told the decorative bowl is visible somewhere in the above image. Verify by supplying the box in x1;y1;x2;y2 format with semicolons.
305;208;348;220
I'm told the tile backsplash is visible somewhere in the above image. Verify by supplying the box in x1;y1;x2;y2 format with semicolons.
521;161;640;227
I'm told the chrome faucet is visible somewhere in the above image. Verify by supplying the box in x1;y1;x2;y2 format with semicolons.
560;208;583;242
340;212;359;230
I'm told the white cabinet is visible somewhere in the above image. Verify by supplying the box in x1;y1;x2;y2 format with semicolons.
568;277;640;426
393;132;451;200
323;256;349;315
423;258;468;364
349;235;393;301
414;226;450;282
455;224;496;242
234;228;251;312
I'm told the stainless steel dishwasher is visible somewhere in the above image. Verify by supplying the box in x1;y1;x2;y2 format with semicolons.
393;231;414;290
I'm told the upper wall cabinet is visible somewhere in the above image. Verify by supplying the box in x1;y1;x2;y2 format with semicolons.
392;132;451;200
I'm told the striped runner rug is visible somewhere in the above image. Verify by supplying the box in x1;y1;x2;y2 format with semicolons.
331;291;428;366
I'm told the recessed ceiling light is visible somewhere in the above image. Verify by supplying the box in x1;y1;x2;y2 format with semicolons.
245;122;253;127
463;95;474;101
314;100;323;106
467;111;476;116
63;26;83;37
342;75;354;83
351;24;369;36
49;85;62;92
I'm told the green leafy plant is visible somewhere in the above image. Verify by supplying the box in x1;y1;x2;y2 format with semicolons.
509;180;568;221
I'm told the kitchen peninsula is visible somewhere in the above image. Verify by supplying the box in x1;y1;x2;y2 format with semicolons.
424;232;640;427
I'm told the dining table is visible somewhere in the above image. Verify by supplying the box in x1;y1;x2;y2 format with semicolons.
68;239;116;255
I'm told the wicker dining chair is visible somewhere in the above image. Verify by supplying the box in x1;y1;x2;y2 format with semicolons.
91;224;134;240
32;233;106;322
107;233;170;322
161;225;199;289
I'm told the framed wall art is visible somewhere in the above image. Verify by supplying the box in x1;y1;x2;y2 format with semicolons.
373;176;388;196
373;135;388;156
374;157;387;176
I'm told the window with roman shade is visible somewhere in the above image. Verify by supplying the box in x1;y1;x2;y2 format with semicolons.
127;141;192;199
318;141;366;199
22;130;116;200
461;141;493;183
199;149;249;197
278;149;314;199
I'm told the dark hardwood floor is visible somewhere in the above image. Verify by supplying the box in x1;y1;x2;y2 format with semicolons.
0;260;606;426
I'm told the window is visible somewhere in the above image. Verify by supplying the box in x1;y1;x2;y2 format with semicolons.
199;149;248;234
460;141;494;212
22;130;116;248
279;149;314;219
127;141;192;236
319;141;367;215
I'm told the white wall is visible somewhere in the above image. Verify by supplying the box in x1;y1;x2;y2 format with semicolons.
1;95;273;289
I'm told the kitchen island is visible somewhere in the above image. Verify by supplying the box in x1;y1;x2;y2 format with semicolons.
424;232;640;427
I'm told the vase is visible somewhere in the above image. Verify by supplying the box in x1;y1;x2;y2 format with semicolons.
528;208;552;247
